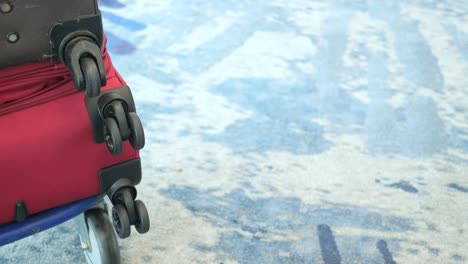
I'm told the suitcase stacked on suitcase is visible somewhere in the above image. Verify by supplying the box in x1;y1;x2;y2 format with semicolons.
0;0;150;239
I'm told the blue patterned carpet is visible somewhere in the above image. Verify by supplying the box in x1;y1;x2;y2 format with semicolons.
1;0;468;263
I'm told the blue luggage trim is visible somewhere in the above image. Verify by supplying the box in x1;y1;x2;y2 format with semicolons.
0;194;104;247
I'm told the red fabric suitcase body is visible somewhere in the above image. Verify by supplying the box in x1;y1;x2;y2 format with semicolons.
0;39;140;226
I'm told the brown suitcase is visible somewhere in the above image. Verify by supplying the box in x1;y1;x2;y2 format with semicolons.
0;0;105;96
0;0;102;67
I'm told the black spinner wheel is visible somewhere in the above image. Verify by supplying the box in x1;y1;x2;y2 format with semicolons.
127;112;145;150
104;100;130;139
114;188;136;225
134;200;150;234
103;117;123;156
111;204;131;239
80;57;101;97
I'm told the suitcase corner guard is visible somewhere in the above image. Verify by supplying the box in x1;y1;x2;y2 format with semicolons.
98;158;142;199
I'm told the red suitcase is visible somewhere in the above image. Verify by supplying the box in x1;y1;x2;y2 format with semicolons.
0;0;149;239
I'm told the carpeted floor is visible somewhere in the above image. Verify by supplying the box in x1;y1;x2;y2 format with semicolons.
1;0;468;263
